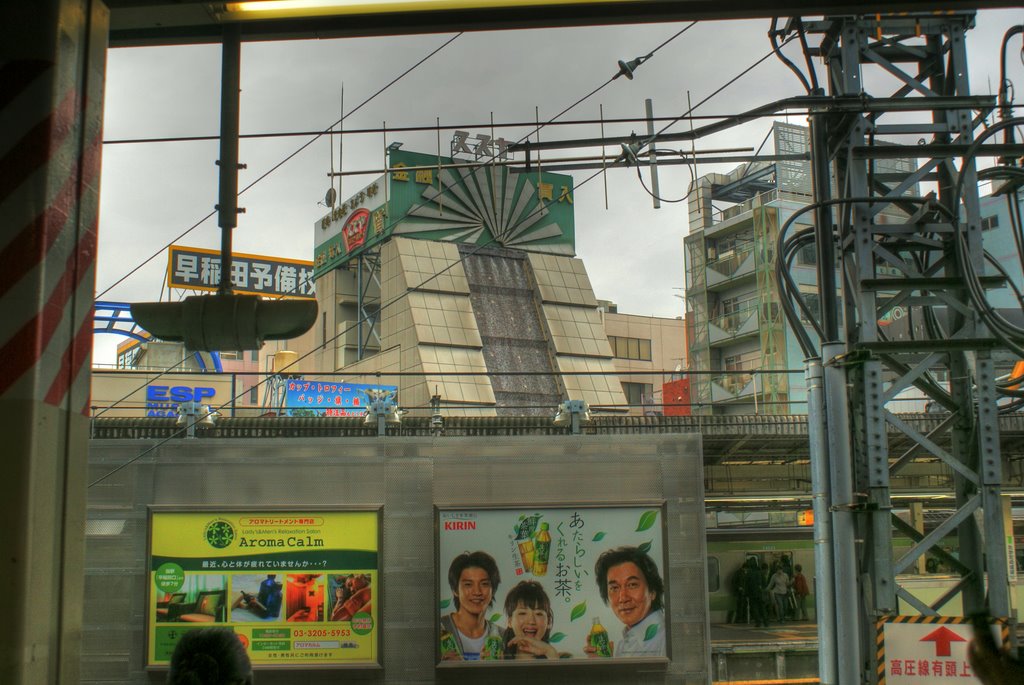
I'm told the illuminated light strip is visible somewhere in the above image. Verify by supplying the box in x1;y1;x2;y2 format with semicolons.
223;0;635;19
711;680;819;685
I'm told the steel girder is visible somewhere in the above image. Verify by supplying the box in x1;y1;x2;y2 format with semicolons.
803;11;1013;683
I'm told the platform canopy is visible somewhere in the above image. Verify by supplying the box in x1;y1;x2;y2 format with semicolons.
105;1;1009;46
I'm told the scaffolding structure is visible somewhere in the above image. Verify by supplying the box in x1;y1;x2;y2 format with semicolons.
796;12;1016;684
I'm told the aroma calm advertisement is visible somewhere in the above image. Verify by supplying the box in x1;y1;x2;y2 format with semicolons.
147;509;380;668
436;505;668;664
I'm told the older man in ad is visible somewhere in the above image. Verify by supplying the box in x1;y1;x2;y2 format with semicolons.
586;546;666;657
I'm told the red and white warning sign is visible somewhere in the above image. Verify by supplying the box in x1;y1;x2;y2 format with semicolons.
878;616;1007;684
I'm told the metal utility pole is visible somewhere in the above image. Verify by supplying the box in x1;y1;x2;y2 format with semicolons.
800;12;1014;682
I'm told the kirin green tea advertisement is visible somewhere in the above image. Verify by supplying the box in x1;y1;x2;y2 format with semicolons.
437;505;668;663
147;510;380;668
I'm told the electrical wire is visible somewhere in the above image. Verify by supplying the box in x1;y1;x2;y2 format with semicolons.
644;35;798;149
770;18;813;95
89;23;712;433
632;38;799;204
95;32;464;301
516;21;698;146
97;21;701;303
951;118;1024;359
101;109;839;146
89;155;621;488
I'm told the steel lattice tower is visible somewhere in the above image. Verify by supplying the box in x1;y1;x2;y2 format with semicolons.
802;12;1014;683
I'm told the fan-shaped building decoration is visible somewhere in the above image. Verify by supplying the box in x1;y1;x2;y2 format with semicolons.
314;149;575;277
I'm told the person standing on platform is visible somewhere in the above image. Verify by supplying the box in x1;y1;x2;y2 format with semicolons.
730;563;749;624
743;557;768;627
767;564;791;623
791;564;810;621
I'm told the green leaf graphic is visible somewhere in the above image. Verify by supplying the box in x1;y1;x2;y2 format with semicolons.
643;624;659;642
549;632;566;643
637;540;652;554
570;602;587;622
439;599;451;610
490;613;502;623
519;515;525;521
636;510;658;532
592;531;606;542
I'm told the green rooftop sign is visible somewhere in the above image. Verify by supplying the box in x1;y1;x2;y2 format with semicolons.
313;149;575;277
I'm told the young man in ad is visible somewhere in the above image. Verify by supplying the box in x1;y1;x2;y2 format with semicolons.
587;546;666;657
439;551;505;660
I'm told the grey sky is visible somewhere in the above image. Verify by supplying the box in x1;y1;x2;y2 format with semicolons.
94;11;1024;364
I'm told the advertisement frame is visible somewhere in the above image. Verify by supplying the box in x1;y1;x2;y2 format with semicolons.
433;501;671;669
144;505;384;673
166;245;316;299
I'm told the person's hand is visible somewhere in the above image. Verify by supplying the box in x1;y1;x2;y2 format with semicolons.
968;634;1024;685
509;636;558;659
583;641;614;658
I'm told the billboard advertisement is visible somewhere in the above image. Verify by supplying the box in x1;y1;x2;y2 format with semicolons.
436;505;668;663
313;149;576;277
168;245;316;298
283;379;398;417
313;176;388;276
147;509;380;669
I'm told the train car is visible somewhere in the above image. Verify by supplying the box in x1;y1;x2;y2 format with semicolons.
706;521;1024;624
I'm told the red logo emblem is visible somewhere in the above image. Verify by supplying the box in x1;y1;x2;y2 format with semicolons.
342;208;370;253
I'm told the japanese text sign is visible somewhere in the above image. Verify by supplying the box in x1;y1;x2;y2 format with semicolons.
436;505;668;663
168;246;315;299
147;509;380;668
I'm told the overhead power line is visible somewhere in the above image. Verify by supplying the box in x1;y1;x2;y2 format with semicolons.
94;31;464;300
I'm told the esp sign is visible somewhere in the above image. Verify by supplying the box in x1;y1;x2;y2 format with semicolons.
146;385;216;417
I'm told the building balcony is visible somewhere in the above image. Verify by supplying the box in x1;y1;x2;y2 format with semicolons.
706;247;755;291
708;306;760;346
710;372;756;402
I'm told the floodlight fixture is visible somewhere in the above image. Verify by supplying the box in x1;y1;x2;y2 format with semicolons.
364;388;404;436
430;393;444;436
175;401;218;438
552;399;591;434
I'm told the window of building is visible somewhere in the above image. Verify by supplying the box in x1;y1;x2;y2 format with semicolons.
723;349;760;371
720;293;758;316
621;382;654;406
981;215;999;231
800;292;821;325
609;335;652;361
797;244;817;265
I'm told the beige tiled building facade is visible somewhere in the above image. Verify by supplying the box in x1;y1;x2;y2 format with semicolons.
265;237;634;416
601;308;686;414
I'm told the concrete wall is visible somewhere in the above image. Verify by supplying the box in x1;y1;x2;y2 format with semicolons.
85;434;707;684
